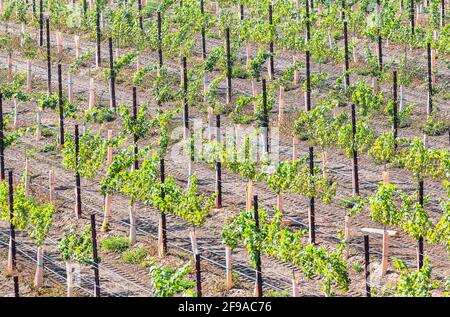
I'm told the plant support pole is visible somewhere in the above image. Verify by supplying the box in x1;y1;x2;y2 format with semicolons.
195;253;202;297
182;56;189;140
90;213;100;297
96;6;101;67
216;115;222;208
364;235;371;297
268;4;274;79
0;93;5;180
46;17;51;94
132;87;139;170
225;28;232;104
417;179;424;269
427;42;432;116
108;38;116;110
39;0;43;46
262;79;269;154
159;158;167;256
75;125;81;219
8;171;17;276
253;195;263;297
57;64;65;145
393;71;398;146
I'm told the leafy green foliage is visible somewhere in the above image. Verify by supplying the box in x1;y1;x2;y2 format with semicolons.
101;235;130;254
58;226;95;265
63;129;108;178
149;262;195;297
390;258;438;297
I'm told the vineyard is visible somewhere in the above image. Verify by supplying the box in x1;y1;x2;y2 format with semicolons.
0;0;448;299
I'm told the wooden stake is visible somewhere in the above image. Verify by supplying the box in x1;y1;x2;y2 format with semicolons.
39;0;43;47
225;246;232;289
364;235;371;297
46;17;51;95
308;146;315;244
90;213;100;297
0;93;4;181
57;64;64;145
195;253;202;297
253;195;263;297
7;171;16;275
108;38;116;110
56;31;62;55
74;35;80;59
225;28;232;104
34;245;44;288
74;125;81;219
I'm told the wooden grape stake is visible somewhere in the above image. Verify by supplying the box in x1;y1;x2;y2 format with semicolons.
108;38;116;110
74;125;82;219
308;146;315;244
392;71;398;146
90;213;100;297
129;88;139;245
56;31;63;55
417;180;425;269
377;0;383;70
157;12;163;71
74;35;80;59
182;56;189;141
58;64;65;145
138;0;143;30
253;195;263;297
46;17;51;95
95;5;101;67
351;104;359;196
426;42;433;117
215;115;222;208
158;158;168;257
13;276;19;297
102;130;113;232
268;4;274;80
0;93;5;181
195;253;202;297
225;245;232;289
7;171;17;275
39;0;43;47
410;0;415;34
200;0;206;60
225;28;232;104
364;235;371;297
262;79;269;155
